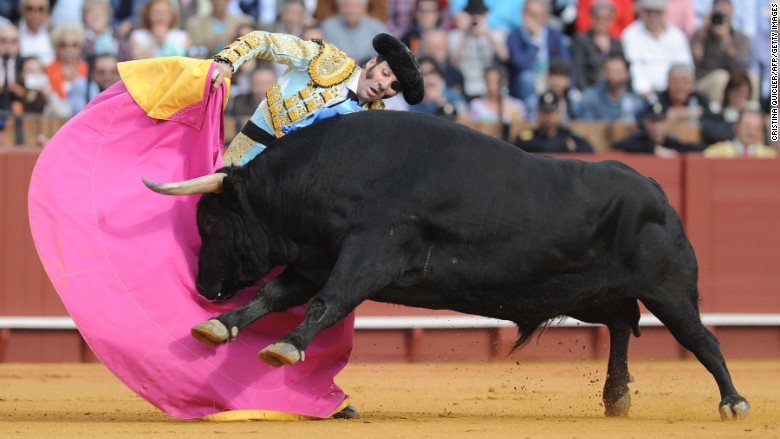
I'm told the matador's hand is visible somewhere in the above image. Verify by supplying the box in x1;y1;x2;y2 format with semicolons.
211;62;233;91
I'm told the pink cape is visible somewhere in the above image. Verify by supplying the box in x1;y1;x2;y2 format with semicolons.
27;74;353;419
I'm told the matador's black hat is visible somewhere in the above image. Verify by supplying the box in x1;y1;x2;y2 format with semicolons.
372;33;424;105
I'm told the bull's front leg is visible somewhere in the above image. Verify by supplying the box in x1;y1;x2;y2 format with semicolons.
259;293;364;366
191;270;319;347
259;239;401;367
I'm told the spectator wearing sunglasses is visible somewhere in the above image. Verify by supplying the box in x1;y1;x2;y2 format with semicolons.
18;0;55;64
45;23;87;116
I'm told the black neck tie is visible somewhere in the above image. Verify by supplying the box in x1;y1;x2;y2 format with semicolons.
347;89;360;104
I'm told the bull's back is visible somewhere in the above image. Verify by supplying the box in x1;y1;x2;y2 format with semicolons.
261;111;676;268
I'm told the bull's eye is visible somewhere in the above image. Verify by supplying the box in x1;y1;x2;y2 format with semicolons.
204;217;217;232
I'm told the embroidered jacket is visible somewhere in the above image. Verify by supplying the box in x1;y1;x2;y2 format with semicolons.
216;32;384;162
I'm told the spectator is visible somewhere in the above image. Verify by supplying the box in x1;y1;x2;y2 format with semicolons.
449;0;526;33
407;55;464;120
229;62;277;116
578;54;643;122
700;68;754;145
82;0;131;62
526;59;581;121
386;0;417;37
321;0;389;64
186;0;253;54
655;63;708;124
420;28;465;95
621;0;693;97
514;91;594;153
300;23;325;41
571;0;624;91
108;0;205;31
447;0;508;100
505;0;571;102
16;56;52;113
613;100;702;157
234;0;280;29
69;53;118;113
400;0;443;55
129;0;189;59
45;23;88;117
665;0;696;36
467;63;525;124
18;0;55;64
703;109;776;158
175;0;209;28
274;0;308;37
316;0;389;24
575;0;634;38
109;0;143;36
0;24;23;114
691;0;751;105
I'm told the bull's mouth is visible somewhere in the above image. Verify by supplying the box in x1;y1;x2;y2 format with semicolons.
196;283;237;302
210;291;232;302
197;277;258;302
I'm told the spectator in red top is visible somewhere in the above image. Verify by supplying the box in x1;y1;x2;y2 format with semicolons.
571;0;625;90
45;22;87;117
575;0;634;38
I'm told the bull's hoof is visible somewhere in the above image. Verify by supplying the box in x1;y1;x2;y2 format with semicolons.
191;319;232;346
259;342;304;367
719;396;750;420
604;392;631;417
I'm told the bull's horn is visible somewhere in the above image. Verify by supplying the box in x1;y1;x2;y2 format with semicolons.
142;173;226;195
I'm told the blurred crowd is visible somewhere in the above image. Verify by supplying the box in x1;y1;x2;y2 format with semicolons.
0;0;775;157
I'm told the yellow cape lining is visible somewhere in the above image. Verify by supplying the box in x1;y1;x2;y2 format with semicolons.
118;56;230;121
200;399;351;422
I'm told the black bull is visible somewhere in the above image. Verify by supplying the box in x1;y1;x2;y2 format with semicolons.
144;110;749;420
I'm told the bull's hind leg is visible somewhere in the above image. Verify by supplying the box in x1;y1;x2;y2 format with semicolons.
191;270;318;347
640;294;750;420
602;322;633;417
571;300;639;417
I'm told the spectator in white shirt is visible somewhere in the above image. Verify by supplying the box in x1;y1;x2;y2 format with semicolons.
620;0;693;98
18;0;55;64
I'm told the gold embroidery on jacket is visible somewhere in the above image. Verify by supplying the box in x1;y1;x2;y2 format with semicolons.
223;132;256;166
266;82;352;138
308;40;356;87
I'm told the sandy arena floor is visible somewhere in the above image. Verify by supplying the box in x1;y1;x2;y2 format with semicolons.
0;360;778;438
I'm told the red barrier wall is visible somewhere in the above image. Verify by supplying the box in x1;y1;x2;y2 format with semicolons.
684;156;780;313
1;149;779;362
0;149;85;361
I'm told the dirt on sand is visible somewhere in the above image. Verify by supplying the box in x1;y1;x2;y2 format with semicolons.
1;360;778;439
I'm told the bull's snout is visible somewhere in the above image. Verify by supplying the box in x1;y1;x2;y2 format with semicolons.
195;281;231;302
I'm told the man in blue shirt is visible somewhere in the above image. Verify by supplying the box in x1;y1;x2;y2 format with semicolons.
579;54;643;122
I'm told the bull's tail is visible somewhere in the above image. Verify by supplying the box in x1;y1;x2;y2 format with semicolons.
510;318;555;352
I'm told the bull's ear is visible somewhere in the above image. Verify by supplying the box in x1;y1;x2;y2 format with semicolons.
221;175;237;196
219;176;244;209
